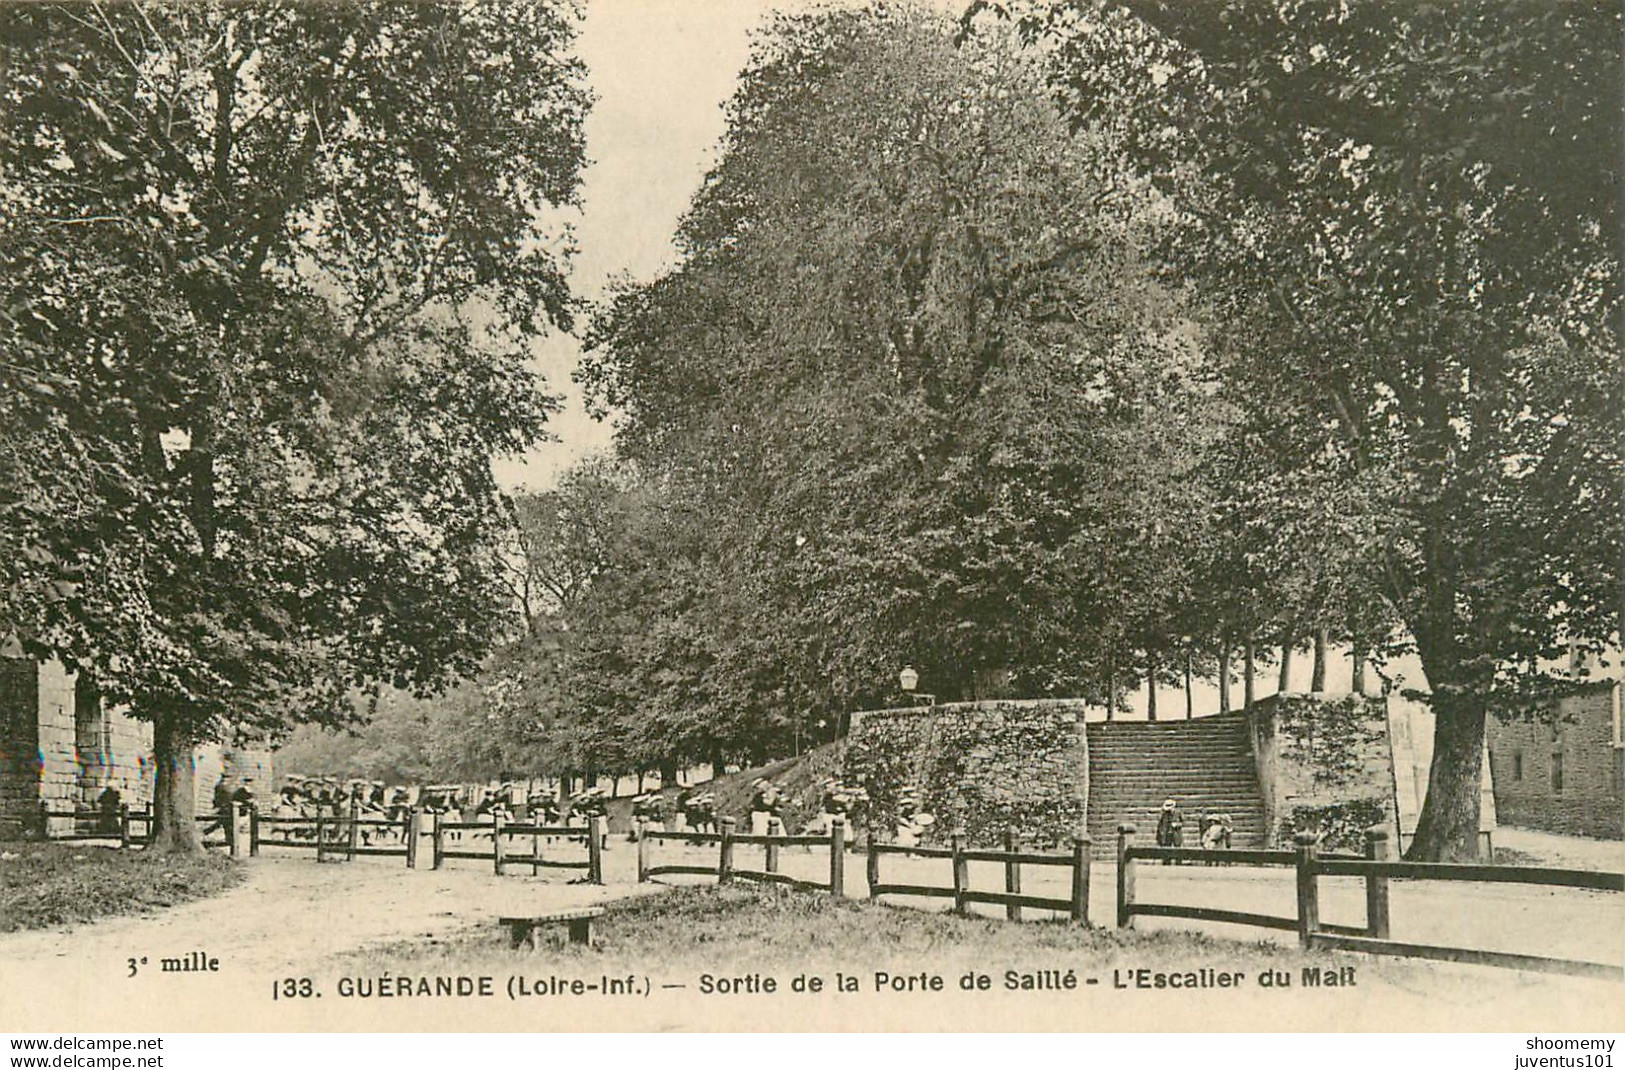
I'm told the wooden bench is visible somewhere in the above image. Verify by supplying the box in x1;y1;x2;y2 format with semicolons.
500;906;605;949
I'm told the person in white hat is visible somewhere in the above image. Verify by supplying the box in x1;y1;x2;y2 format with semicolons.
1156;798;1184;861
748;778;780;837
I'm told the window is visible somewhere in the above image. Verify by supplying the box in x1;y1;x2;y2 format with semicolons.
1512;752;1523;781
1551;751;1564;794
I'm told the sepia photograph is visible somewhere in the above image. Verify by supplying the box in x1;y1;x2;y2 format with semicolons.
0;0;1620;1041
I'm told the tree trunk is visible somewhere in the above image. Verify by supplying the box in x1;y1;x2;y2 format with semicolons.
1244;635;1256;709
1311;626;1328;692
710;749;726;782
1218;642;1232;713
1351;636;1367;694
1106;660;1116;721
1184;650;1194;719
1145;651;1158;721
1405;691;1487;861
148;709;202;853
659;759;678;787
1277;635;1295;691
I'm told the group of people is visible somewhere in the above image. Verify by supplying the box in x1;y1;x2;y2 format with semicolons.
675;789;717;833
627;776;874;840
256;776;615;845
1155;799;1235;854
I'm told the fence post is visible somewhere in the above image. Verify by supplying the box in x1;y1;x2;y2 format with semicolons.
829;817;846;898
1004;828;1023;922
346;801;359;862
405;808;419;869
493;812;506;876
588;815;606;884
1071;833;1091;925
765;816;782;875
866;828;880;901
1116;823;1137;929
1364;827;1391;940
119;803;131;849
1294;831;1321;950
431;811;444;870
951;828;968;916
249;806;260;857
637;819;650;882
228;803;243;859
316;813;327;863
718;816;736;883
531;824;542;877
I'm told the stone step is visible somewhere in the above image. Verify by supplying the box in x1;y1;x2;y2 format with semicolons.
1095;808;1265;815
1090;793;1264;801
1090;780;1260;789
1092;768;1253;775
1092;744;1254;754
1092;804;1265;814
1089;776;1260;784
1088;746;1252;754
1086;712;1267;852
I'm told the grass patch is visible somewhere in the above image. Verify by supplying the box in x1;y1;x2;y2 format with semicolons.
336;882;1338;982
0;842;242;932
321;885;1615;1030
1493;846;1545;867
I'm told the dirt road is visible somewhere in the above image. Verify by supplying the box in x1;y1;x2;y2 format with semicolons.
0;831;1619;1031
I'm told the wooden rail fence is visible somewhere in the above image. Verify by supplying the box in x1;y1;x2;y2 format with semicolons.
36;801;153;847
1115;823;1624;982
431;813;603;883
867;828;1092;924
638;816;847;895
40;801;605;883
36;802;245;849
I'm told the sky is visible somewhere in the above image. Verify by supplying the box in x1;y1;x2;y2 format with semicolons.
491;1;784;490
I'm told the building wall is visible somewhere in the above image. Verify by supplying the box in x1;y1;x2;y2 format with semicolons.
74;680;155;811
98;707;155;809
192;746;276;814
1;657;271;838
1487;682;1623;840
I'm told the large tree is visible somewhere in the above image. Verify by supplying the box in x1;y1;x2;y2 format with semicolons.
0;1;589;849
580;6;1218;728
993;0;1622;857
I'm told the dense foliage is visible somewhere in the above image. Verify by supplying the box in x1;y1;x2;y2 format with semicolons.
552;2;1618;859
0;1;589;848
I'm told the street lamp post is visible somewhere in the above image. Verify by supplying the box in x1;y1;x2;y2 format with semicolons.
898;665;934;708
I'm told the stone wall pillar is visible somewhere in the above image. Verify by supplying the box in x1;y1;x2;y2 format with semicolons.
0;658;42;838
34;661;77;836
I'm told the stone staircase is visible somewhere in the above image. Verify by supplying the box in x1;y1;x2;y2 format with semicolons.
1085;711;1268;850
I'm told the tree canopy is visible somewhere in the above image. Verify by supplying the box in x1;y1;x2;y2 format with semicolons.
982;0;1622;857
0;0;590;848
556;1;1619;861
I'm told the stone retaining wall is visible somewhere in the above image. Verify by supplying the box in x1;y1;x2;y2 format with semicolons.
842;699;1089;848
1248;692;1400;851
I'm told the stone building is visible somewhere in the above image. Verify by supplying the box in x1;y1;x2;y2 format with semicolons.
0;656;272;839
1487;680;1624;840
